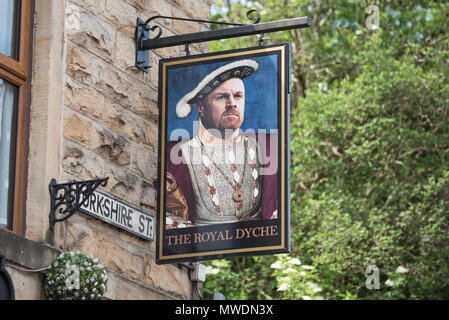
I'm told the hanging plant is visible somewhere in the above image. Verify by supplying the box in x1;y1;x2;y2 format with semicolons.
45;251;108;300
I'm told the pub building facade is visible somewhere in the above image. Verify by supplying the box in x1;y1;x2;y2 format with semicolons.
0;0;211;300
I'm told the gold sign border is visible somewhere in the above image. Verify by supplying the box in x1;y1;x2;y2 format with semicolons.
158;45;287;261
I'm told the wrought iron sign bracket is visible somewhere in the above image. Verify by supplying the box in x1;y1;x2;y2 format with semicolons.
135;11;310;72
49;177;109;229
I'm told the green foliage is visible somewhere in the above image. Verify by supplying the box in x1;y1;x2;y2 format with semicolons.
271;255;323;300
205;0;449;299
204;256;279;300
291;50;449;299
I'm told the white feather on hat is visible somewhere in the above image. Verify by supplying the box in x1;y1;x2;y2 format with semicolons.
175;59;259;118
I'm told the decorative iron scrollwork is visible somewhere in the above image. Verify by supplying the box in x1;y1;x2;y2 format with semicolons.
49;178;109;229
135;10;262;72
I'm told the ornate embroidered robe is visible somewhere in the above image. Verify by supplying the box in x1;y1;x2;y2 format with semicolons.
166;132;278;225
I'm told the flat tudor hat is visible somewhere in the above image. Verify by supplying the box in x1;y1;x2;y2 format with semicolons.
176;59;259;118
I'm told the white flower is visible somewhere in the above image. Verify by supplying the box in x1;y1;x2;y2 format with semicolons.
86;279;90;284
396;266;409;274
385;279;394;287
302;295;312;300
309;283;322;293
205;266;220;275
301;265;315;270
93;258;99;263
81;296;86;300
289;258;301;265
74;292;79;297
90;294;95;299
271;261;283;269
277;283;290;291
83;288;88;293
70;252;75;257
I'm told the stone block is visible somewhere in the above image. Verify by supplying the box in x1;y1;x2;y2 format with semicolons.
6;267;43;300
98;234;143;281
106;165;142;206
118;229;152;251
104;102;156;148
104;102;142;141
114;274;172;300
66;43;94;84
94;64;133;108
115;31;143;79
142;120;158;149
171;7;201;35
69;0;98;13
91;124;131;166
63;110;92;145
178;0;210;20
131;143;157;181
65;214;99;257
140;180;157;210
128;0;147;11
148;0;172;27
67;43;132;108
65;77;105;120
62;140;108;180
67;3;115;62
99;0;137;38
132;81;158;123
143;253;192;299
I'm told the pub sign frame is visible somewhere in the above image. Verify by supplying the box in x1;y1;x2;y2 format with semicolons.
156;43;291;264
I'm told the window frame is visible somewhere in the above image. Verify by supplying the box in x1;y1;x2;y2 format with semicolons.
0;0;33;234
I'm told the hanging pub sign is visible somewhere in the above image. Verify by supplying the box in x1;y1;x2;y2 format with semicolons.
156;43;291;263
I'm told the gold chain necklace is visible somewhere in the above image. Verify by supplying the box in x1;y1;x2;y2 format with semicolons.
198;137;248;206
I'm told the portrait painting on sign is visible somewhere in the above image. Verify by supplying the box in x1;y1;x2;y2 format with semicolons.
157;44;290;264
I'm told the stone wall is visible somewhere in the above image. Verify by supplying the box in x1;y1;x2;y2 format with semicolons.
6;0;211;300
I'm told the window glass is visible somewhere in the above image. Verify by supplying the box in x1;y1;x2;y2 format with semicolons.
0;0;21;59
0;78;18;228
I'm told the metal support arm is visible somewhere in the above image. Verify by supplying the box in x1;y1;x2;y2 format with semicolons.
135;10;310;72
49;178;109;229
140;17;310;50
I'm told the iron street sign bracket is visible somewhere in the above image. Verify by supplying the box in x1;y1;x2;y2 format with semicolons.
49;177;109;229
135;10;310;72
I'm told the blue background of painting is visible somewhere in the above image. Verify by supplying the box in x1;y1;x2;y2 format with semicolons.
166;54;278;142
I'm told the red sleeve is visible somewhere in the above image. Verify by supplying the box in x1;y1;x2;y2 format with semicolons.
166;141;198;223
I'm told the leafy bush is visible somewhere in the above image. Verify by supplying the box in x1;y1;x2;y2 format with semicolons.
291;47;449;299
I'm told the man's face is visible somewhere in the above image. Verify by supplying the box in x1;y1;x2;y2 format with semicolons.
198;78;245;137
